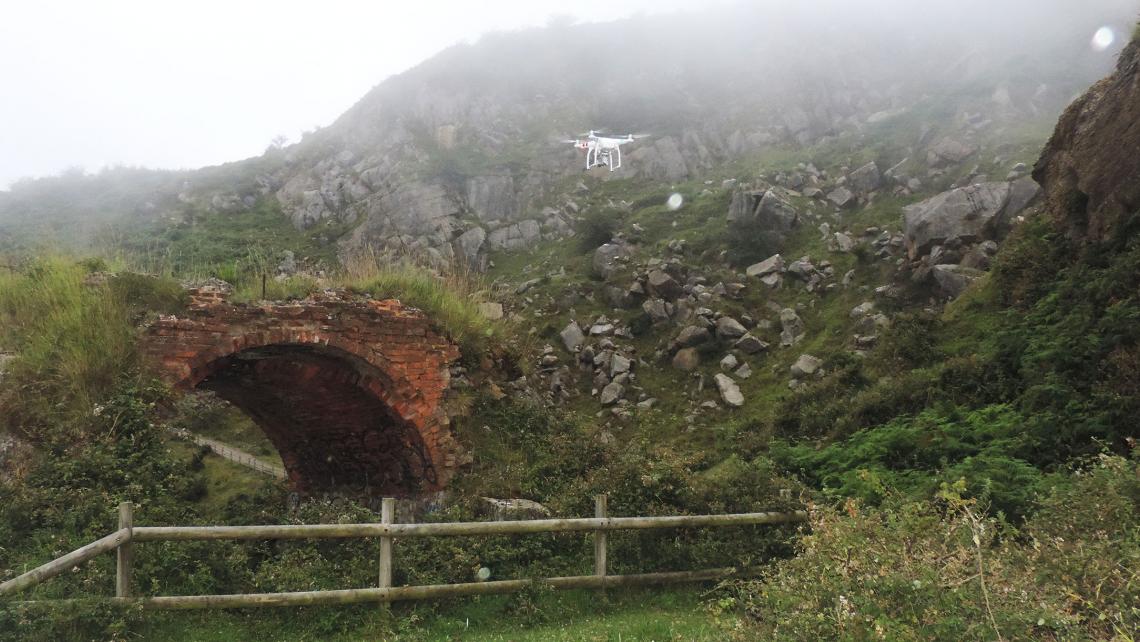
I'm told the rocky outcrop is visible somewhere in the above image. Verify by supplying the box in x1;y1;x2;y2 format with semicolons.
902;178;1040;259
1034;37;1140;243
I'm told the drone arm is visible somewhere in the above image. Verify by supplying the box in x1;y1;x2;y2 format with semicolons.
612;144;621;171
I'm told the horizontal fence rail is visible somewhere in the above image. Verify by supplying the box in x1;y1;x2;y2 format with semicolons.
132;511;808;541
0;498;809;609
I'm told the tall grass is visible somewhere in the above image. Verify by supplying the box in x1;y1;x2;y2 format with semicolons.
336;250;496;354
0;257;183;441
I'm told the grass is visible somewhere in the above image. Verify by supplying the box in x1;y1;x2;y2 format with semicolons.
134;587;743;641
0;257;184;439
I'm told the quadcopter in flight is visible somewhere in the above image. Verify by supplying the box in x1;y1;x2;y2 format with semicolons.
562;130;649;171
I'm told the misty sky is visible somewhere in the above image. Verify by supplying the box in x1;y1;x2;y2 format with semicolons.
0;0;723;189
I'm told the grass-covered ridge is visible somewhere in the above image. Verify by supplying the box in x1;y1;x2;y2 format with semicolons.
0;257;185;441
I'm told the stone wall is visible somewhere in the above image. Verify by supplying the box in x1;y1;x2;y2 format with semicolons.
140;282;462;497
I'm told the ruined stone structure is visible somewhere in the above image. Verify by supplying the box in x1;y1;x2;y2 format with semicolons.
140;281;462;497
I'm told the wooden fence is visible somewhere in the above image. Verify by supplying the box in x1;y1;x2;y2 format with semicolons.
170;428;287;480
0;498;808;610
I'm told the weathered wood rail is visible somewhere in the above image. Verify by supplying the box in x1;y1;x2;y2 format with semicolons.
169;428;287;480
0;498;808;610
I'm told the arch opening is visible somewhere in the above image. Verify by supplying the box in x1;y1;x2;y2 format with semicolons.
195;343;435;497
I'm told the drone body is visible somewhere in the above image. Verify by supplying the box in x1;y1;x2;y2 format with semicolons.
563;130;648;171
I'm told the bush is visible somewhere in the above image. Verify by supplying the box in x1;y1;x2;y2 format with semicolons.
720;454;1140;641
576;208;621;251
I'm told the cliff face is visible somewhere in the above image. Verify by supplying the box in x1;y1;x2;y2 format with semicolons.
1034;37;1140;243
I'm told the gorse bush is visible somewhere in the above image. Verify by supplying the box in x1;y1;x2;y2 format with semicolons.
720;454;1140;641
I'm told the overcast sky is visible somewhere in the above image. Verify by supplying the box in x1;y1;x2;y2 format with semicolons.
0;0;722;189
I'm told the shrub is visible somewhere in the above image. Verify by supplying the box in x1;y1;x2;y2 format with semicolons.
720;454;1140;641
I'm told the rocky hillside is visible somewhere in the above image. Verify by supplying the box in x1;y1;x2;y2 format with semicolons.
1;1;1134;270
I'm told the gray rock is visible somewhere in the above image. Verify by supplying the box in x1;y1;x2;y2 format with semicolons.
734;334;769;354
1005;176;1041;219
560;322;585;353
746;254;784;278
720;354;739;371
610;353;632;376
728;189;797;231
675;325;712;348
932;264;984;298
714;374;744;408
903;182;1016;259
672;347;701;371
760;273;783;289
642;298;671;324
487;220;541;251
593;243;631;280
455;227;487;268
786;258;816;281
850;301;875;319
755;190;798;230
827;186;856;209
715;316;748;340
646;269;683;300
779;308;805;347
600;382;625;406
833;232;856;252
276;250;297;275
478;497;551;521
927;137;977;167
790;354;824;378
734;363;753;379
847;162;882;193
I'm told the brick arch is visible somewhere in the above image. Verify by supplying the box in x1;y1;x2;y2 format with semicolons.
141;283;463;496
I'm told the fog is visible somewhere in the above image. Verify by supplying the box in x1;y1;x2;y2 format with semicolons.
0;0;1136;190
0;0;722;189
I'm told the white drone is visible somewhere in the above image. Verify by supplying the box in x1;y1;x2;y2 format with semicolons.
563;130;649;171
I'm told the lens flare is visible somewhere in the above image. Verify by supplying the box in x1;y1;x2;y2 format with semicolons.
666;193;684;210
1091;27;1115;52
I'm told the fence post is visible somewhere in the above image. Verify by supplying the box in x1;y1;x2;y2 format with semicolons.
379;498;395;590
594;495;608;589
116;502;133;598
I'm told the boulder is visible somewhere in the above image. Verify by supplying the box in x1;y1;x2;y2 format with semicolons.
746;254;784;278
455;227;487;268
600;382;625;406
720;354;739;371
714;373;745;408
610;353;632;376
827;187;856;209
672;347;701;371
642;298;672;324
779;308;805;347
903;182;1027;259
847;162;882;193
593;243;631;280
715;316;748;340
487;220;540;251
926;137;977;167
646;269;683;300
833;232;856;252
734;334;769;354
674;325;712;348
560;322;585;352
755;190;798;231
478;498;551;521
790;354;823;378
932;264;984;298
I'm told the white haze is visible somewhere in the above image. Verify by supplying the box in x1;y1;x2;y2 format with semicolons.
0;0;721;189
0;0;1135;190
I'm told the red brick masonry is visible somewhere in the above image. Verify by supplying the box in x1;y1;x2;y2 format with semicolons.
140;283;462;497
